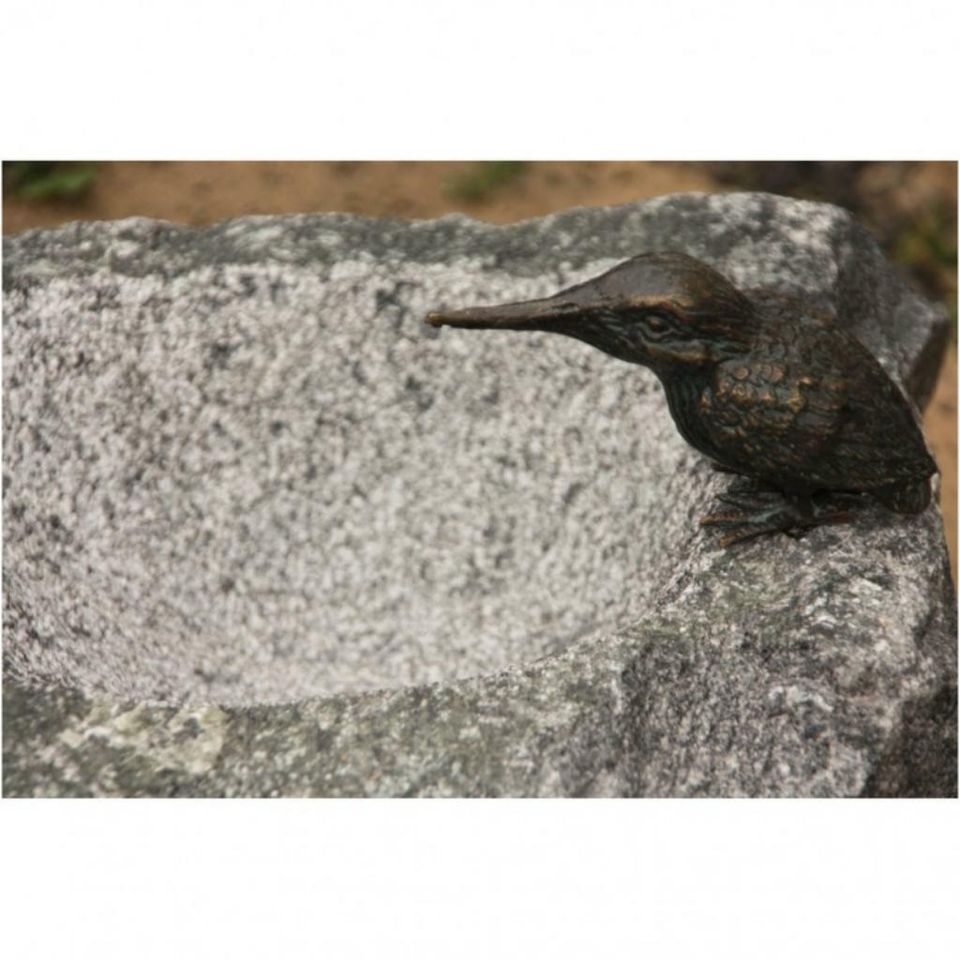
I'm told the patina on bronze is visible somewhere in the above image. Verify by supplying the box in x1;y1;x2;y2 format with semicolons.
425;252;937;546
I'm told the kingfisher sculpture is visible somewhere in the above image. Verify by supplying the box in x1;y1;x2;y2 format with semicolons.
425;252;937;546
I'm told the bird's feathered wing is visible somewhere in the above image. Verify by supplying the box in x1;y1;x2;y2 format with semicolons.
698;318;936;502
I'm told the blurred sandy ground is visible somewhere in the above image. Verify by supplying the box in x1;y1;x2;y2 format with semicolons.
3;161;955;579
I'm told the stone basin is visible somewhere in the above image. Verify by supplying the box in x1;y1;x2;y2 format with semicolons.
3;193;956;796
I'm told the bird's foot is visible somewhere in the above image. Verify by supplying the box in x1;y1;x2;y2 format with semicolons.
700;489;856;548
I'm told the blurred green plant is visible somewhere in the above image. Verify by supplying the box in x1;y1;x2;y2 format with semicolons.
893;206;957;272
4;161;98;201
893;205;958;331
445;161;528;203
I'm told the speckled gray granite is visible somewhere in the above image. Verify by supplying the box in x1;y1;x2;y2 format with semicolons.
3;193;956;797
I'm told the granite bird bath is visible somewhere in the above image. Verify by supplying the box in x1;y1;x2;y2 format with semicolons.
3;193;956;796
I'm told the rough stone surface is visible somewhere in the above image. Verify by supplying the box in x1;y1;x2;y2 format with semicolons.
3;192;956;797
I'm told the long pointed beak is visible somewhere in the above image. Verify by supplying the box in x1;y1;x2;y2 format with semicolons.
425;294;585;332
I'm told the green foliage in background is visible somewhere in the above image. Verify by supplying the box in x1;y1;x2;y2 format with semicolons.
894;206;958;331
445;161;528;203
894;206;957;274
4;162;98;202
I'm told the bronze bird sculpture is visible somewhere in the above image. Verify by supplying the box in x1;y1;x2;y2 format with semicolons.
425;252;937;546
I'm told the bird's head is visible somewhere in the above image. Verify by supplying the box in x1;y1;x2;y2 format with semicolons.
425;252;757;374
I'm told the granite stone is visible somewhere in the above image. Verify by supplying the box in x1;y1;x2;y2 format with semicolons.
3;193;956;796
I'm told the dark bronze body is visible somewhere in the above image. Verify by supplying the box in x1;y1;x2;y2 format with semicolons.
425;253;937;545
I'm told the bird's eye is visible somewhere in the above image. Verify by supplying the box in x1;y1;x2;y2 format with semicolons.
644;311;672;337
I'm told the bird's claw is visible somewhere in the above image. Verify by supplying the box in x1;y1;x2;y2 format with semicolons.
700;495;856;548
699;509;752;527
